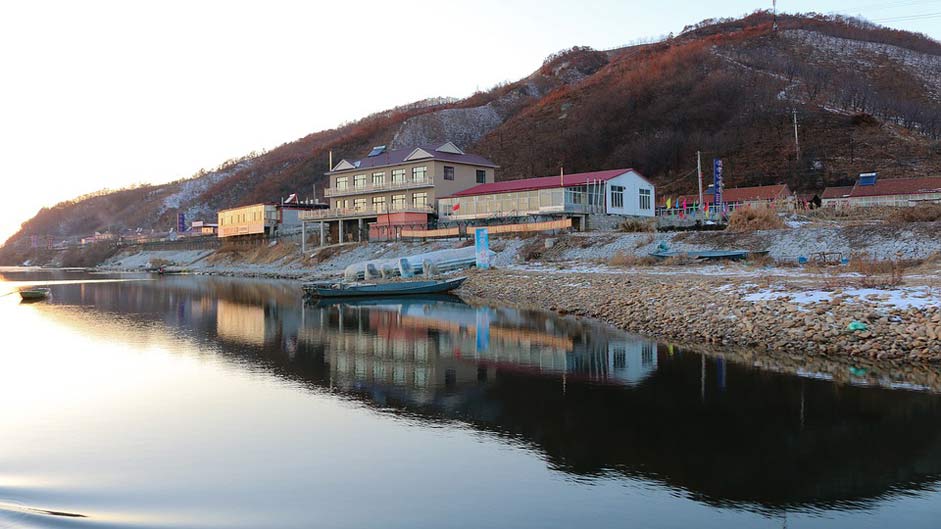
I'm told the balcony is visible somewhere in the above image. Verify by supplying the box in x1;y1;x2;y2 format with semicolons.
324;177;435;197
299;205;435;220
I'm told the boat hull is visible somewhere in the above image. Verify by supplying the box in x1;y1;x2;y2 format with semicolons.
19;288;50;301
306;277;467;298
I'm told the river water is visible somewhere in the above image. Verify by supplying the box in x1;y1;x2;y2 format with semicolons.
1;268;940;529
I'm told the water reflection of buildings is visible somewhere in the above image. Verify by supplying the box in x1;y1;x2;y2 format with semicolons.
37;275;941;514
300;297;658;396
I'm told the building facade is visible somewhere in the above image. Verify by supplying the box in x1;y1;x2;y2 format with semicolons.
301;142;498;243
218;202;326;238
847;174;941;207
438;169;655;228
656;184;793;216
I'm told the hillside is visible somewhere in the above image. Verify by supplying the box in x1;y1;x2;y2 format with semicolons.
3;11;940;259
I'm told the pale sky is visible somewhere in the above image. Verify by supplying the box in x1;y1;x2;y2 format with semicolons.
1;0;938;243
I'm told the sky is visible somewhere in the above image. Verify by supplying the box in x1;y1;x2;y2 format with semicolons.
1;0;939;243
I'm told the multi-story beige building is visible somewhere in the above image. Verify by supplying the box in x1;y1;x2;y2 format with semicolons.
218;202;326;238
301;142;497;243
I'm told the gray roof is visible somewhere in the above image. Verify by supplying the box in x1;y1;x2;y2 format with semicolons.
329;144;498;174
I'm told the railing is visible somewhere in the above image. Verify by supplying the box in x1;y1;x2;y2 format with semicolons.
299;205;435;220
324;177;435;197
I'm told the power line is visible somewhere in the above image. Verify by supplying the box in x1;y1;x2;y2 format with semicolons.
848;0;941;11
872;11;941;21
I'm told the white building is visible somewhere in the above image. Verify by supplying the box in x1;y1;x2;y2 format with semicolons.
438;168;655;226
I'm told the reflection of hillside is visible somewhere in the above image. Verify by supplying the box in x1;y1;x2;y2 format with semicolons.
32;275;941;514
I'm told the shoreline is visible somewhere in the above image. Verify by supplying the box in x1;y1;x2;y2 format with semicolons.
458;266;941;377
17;258;941;390
79;228;941;383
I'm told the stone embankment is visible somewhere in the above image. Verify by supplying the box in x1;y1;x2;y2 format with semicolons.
461;268;941;365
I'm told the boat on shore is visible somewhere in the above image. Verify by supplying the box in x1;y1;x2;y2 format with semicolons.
303;277;467;298
648;249;767;261
19;287;51;301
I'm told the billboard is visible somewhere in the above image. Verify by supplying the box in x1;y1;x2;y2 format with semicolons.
177;213;187;233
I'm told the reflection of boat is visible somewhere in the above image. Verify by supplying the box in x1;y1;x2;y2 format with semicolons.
308;294;467;308
303;277;467;298
19;287;51;301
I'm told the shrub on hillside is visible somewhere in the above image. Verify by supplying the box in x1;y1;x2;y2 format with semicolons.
619;218;656;233
726;207;786;232
608;251;656;267
886;204;941;223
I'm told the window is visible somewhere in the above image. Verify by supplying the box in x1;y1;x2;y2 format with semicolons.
611;185;624;209
412;166;427;183
391;169;405;184
372;172;385;185
443;166;455;180
354;174;366;188
336;176;349;190
639;188;651;210
372;196;386;212
353;198;366;211
413;192;428;208
476;169;486;184
392;194;406;210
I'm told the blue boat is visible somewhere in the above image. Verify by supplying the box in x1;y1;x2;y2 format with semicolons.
648;250;762;261
303;277;467;298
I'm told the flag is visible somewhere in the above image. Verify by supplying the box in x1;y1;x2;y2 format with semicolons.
681;197;687;210
666;198;672;209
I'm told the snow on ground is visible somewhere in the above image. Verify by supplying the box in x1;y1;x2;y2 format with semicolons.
741;285;941;311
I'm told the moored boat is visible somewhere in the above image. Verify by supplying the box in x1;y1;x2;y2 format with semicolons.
19;287;51;301
303;277;467;298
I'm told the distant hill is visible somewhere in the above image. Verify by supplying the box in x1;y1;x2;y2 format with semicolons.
4;11;940;258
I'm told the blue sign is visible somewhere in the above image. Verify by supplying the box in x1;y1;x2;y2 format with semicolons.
474;228;490;269
713;159;723;210
177;213;187;233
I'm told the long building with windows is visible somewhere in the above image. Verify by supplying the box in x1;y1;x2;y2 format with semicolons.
438;168;655;230
822;173;941;208
217;201;325;238
300;142;498;242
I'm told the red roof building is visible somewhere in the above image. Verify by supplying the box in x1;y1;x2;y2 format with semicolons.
822;175;941;207
448;169;650;197
439;168;656;221
657;184;792;210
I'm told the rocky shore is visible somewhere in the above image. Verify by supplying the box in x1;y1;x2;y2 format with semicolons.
460;267;941;367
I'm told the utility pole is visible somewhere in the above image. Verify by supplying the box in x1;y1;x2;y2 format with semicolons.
792;109;801;161
772;0;778;32
696;150;704;213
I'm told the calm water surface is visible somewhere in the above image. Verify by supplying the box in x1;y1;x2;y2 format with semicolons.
1;268;940;528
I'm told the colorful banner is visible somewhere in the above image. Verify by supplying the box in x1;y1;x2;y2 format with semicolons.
713;159;724;210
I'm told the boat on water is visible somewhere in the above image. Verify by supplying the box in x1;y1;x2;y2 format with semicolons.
19;287;51;301
303;277;467;298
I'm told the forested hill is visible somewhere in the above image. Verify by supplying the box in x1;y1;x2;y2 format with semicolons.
4;11;941;251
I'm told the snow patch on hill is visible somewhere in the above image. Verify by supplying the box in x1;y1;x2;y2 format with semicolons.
391;104;503;149
783;29;941;101
159;161;253;218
